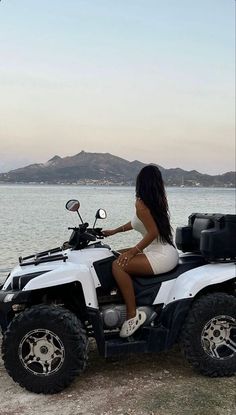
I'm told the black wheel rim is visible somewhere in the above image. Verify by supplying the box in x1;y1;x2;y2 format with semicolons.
201;315;236;360
18;329;65;376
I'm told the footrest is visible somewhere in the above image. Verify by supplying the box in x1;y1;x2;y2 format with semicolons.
105;338;147;357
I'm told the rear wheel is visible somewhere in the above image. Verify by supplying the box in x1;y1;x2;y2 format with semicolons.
180;293;236;377
2;304;88;394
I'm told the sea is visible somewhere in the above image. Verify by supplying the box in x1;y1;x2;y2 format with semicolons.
0;185;235;282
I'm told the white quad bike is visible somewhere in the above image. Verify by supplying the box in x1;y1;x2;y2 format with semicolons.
0;199;236;394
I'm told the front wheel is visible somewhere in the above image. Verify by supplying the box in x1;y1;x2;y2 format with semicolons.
180;293;236;377
2;305;88;394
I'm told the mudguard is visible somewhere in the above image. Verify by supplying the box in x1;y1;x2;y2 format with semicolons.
155;263;236;306
22;263;98;308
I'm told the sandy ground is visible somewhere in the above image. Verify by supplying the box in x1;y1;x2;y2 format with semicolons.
0;338;235;415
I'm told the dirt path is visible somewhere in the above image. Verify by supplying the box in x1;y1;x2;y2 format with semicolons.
0;339;235;415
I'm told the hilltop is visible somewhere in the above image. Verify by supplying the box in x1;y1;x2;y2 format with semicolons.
0;151;235;187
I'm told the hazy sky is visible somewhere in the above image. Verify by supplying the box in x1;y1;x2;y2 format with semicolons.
0;0;235;174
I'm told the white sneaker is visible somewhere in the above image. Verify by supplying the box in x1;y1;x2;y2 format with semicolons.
120;310;146;338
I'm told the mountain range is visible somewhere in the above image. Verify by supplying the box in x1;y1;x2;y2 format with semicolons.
0;151;235;187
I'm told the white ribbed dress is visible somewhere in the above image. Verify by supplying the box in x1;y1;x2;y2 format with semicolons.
131;213;179;274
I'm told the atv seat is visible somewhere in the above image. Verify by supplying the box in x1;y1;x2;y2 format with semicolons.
94;253;206;306
134;254;206;305
134;254;206;285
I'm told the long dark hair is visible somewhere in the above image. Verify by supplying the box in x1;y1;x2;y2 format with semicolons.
135;165;174;246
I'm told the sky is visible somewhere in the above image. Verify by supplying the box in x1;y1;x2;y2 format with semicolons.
0;0;235;174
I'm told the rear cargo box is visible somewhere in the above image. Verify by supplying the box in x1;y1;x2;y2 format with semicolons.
176;213;236;261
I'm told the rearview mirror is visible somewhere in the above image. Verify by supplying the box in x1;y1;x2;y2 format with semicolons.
93;208;107;228
96;209;107;220
65;200;80;212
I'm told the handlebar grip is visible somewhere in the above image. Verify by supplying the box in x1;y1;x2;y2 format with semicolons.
94;228;104;237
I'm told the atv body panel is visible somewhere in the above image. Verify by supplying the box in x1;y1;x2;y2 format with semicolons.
2;247;114;308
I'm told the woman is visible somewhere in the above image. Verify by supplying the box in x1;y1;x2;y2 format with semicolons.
103;165;179;338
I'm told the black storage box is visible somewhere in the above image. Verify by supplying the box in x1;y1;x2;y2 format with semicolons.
176;213;236;261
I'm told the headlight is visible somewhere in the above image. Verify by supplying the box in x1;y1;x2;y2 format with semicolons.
3;293;15;303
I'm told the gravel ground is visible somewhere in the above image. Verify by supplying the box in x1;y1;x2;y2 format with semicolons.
0;339;235;415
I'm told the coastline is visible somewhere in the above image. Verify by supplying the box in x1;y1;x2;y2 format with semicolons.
0;182;235;189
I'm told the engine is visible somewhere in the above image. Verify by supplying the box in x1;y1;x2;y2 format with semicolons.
101;304;157;329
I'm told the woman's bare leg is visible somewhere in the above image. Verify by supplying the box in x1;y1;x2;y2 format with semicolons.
112;255;153;320
112;261;136;319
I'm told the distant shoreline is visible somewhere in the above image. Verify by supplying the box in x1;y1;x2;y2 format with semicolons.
0;182;235;189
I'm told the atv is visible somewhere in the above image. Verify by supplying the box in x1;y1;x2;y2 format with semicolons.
0;199;235;394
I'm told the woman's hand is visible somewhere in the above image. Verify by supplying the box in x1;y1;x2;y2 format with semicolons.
117;248;136;268
102;229;117;237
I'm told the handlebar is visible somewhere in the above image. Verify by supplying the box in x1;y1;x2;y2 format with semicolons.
68;223;89;231
87;227;104;239
67;225;104;239
66;207;107;248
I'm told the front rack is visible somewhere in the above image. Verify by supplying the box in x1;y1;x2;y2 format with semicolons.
19;247;68;267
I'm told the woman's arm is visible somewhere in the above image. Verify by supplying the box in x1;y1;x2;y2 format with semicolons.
102;221;132;237
115;221;133;233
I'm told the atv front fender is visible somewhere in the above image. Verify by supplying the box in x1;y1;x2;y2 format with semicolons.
22;263;98;308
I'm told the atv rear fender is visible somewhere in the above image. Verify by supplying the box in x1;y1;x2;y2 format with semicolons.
162;262;236;305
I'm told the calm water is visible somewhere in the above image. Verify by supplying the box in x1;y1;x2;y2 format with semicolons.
0;185;235;279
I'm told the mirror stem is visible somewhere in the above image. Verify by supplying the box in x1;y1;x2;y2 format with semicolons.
93;218;97;229
77;211;84;223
